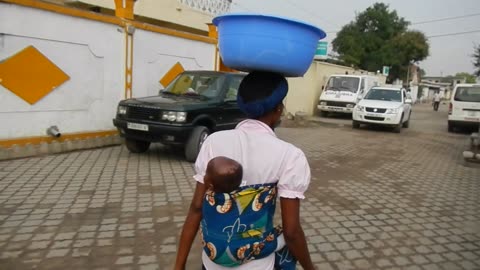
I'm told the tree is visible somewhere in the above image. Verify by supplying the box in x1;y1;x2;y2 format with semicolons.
455;72;477;83
474;44;480;77
332;3;429;82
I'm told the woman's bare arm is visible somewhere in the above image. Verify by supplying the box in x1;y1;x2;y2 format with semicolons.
280;197;315;270
174;182;206;270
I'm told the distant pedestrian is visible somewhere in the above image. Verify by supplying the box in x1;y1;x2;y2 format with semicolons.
433;92;441;111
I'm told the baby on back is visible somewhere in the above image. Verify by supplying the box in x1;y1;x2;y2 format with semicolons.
204;156;243;193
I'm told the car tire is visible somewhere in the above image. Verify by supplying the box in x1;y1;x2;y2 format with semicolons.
402;113;411;128
125;139;150;153
448;121;455;133
352;121;361;129
393;124;402;133
185;126;210;163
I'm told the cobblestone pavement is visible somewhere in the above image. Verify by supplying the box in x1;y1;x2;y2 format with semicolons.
1;104;479;270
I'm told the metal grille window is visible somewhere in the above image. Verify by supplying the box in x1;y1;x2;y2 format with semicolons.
179;0;232;15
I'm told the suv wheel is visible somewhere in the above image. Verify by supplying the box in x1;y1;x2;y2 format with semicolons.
125;139;150;153
448;121;455;133
185;126;210;162
402;113;411;128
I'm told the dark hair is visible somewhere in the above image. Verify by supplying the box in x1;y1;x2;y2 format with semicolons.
239;71;287;103
207;157;243;193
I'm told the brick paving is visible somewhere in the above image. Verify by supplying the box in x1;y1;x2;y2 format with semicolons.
0;104;479;270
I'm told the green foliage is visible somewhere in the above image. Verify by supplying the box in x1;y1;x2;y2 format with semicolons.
332;3;429;82
455;72;477;83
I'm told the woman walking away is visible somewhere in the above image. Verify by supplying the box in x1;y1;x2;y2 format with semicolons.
175;71;315;270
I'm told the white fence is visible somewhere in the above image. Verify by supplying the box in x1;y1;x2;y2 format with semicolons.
0;2;215;140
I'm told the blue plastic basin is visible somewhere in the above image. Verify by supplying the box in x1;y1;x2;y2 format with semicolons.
212;14;326;77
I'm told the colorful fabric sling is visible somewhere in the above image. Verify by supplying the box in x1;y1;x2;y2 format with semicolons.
201;183;296;269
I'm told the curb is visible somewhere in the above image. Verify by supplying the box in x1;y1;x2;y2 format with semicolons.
0;135;122;161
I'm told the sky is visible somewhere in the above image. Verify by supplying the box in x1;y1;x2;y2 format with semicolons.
230;0;480;77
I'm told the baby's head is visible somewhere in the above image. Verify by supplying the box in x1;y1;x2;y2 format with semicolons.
205;156;243;193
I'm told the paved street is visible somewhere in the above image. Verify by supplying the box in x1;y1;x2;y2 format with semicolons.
0;103;479;270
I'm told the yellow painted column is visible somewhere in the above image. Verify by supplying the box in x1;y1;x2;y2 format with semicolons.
114;0;135;20
207;23;219;71
207;23;234;72
114;0;136;98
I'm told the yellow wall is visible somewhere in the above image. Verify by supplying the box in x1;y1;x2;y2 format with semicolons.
77;0;213;32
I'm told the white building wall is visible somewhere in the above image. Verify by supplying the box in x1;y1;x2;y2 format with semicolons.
0;3;215;140
133;29;214;97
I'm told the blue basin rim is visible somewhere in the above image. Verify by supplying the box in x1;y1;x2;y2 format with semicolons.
213;13;327;40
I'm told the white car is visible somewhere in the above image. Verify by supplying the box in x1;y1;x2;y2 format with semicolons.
448;84;480;132
352;87;412;133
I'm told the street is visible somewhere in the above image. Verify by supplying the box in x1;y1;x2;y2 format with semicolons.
0;103;479;270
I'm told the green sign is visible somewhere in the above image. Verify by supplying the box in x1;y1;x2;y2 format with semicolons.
382;66;390;76
315;41;328;58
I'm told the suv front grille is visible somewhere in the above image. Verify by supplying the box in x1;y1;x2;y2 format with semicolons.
326;101;354;107
366;107;387;113
127;106;160;121
365;116;385;121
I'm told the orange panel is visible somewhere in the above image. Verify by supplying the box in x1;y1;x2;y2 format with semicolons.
160;62;185;87
0;46;70;105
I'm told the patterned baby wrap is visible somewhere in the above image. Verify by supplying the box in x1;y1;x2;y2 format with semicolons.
201;183;296;269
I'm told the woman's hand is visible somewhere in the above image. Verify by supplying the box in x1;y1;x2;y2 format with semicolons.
280;197;316;270
174;182;206;269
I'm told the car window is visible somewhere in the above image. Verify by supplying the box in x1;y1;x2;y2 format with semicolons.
364;89;402;102
163;73;225;98
224;76;243;102
454;86;480;102
327;77;360;93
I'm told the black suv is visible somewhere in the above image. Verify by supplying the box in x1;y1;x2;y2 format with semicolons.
113;71;246;162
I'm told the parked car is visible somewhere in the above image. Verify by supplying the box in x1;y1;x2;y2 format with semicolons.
113;70;246;162
448;84;480;132
352;87;412;133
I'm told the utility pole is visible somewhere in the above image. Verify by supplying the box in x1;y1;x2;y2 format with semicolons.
406;64;410;88
406;61;412;89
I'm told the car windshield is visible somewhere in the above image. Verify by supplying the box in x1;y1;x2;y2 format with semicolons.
326;77;360;92
364;89;402;102
454;86;480;102
162;73;225;98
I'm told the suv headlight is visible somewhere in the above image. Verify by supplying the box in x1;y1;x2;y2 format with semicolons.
176;112;187;122
162;111;187;123
355;105;364;111
319;101;327;106
386;108;400;114
118;106;127;115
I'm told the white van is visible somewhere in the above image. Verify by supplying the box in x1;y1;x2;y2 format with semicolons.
448;84;480;132
317;75;381;116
